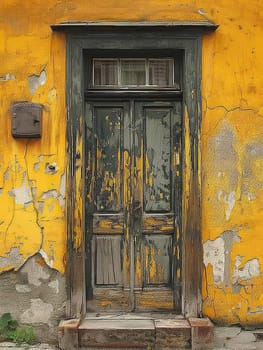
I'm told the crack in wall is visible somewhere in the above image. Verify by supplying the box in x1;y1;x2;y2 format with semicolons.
2;163;15;247
23;143;44;255
202;97;263;136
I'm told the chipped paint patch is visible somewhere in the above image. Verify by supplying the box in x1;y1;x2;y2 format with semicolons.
224;191;236;221
20;256;50;286
0;73;15;81
20;298;53;324
204;230;240;286
41;190;58;199
28;69;47;94
3;169;9;181
39;249;54;268
8;173;32;205
0;248;23;268
59;173;66;197
204;237;225;284
217;190;236;220
233;256;261;283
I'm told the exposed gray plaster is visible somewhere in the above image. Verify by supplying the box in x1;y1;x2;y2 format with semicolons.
222;230;240;287
23;145;44;253
217;190;236;221
247;192;256;200
242;140;263;199
38;190;58;213
20;256;50;286
40;189;64;210
207;121;239;223
41;190;58;199
48;280;59;294
58;173;66;206
33;155;44;172
4;169;9;180
20;298;53;325
212;121;238;188
58;195;65;207
59;173;66;198
0;247;23;268
28;69;47;94
15;284;32;293
204;236;225;284
233;256;261;284
248;306;263;314
246;143;263;157
33;162;40;171
0;254;66;343
203;230;240;287
0;73;15;81
8;172;32;205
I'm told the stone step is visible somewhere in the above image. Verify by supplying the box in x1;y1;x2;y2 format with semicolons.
79;319;155;348
58;316;214;350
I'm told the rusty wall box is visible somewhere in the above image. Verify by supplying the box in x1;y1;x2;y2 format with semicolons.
11;102;43;138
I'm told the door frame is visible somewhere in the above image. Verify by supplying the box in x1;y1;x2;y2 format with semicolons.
51;21;218;319
85;97;183;313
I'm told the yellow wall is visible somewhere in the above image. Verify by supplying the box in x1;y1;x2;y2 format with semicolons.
1;0;263;325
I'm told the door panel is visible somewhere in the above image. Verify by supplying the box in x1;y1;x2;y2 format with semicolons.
95;236;122;285
134;101;182;311
85;101;131;311
85;99;182;312
144;108;172;212
95;107;122;212
144;234;172;285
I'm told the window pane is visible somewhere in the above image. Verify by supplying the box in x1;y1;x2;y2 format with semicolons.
149;59;173;86
94;60;118;86
120;60;146;86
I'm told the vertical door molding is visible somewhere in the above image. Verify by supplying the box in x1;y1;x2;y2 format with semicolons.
66;38;86;318
53;22;218;319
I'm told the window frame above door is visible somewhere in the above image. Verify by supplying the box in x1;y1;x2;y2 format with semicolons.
51;21;218;319
84;49;184;98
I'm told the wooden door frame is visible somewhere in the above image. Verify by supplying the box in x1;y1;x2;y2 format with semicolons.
51;21;218;319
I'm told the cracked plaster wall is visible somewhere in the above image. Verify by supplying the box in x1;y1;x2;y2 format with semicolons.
1;0;263;332
202;1;263;324
0;254;66;342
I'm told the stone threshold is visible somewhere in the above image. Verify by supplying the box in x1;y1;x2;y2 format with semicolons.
58;315;214;350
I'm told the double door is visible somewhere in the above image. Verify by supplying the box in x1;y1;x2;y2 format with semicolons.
85;99;182;312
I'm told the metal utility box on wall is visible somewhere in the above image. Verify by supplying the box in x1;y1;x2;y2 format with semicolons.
11;102;43;138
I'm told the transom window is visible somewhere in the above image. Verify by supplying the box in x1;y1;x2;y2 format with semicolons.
93;58;179;88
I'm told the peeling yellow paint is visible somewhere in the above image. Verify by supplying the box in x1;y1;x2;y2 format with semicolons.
73;118;84;250
0;10;66;273
100;300;112;308
1;0;263;325
182;105;191;234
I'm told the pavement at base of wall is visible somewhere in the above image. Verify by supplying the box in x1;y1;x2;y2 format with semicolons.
209;326;263;350
1;326;263;350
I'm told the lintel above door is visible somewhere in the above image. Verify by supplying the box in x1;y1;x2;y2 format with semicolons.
51;20;218;32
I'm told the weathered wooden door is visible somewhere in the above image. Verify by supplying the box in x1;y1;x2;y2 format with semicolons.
85;99;182;312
